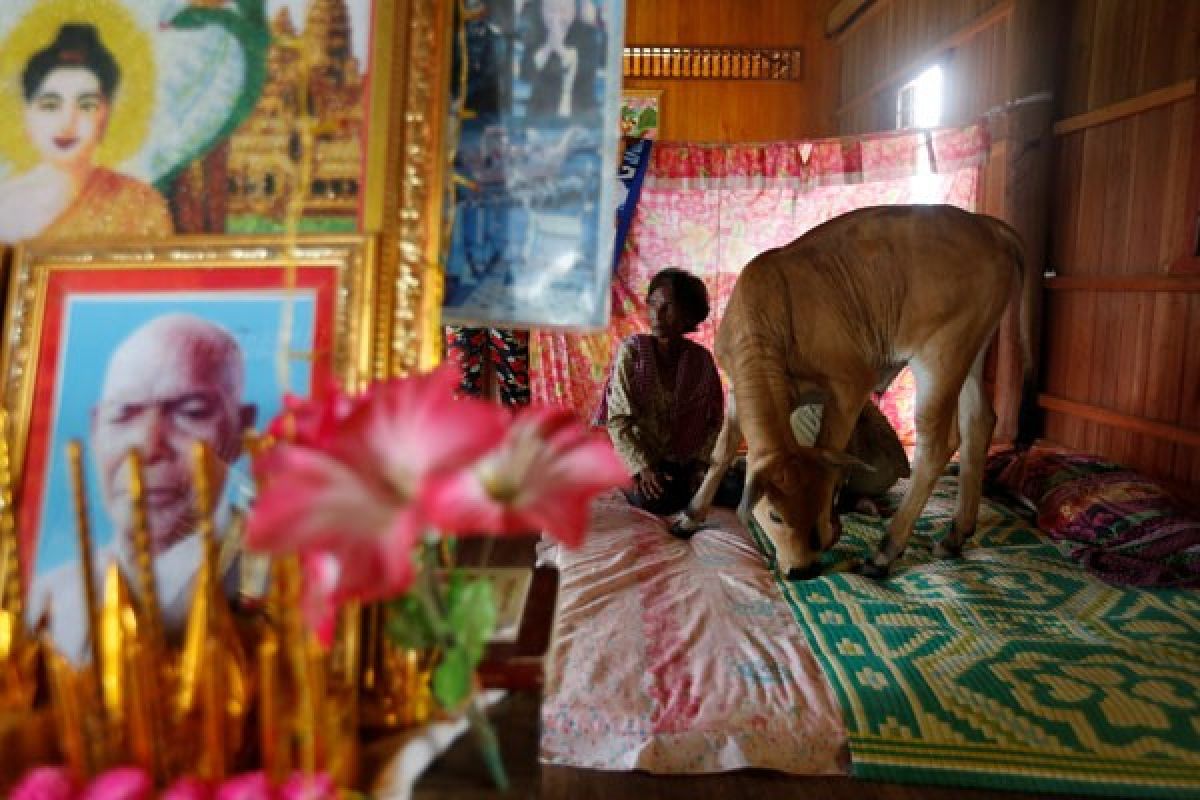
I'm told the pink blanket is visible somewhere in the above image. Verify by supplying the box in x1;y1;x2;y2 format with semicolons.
539;491;848;774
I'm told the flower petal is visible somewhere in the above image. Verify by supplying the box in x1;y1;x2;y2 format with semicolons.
279;772;337;800
10;767;76;800
82;767;154;800
214;772;272;800
425;408;628;547
161;777;212;800
247;445;399;554
345;364;510;488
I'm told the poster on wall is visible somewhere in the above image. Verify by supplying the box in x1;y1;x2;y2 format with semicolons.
619;89;660;139
443;0;625;330
0;0;378;244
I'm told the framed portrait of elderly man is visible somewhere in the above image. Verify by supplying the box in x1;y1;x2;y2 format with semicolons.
1;235;375;662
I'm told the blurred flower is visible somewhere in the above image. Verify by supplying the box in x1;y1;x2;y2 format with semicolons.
10;767;76;800
426;407;629;547
161;777;211;800
245;364;628;790
212;771;270;800
81;767;153;800
246;364;510;642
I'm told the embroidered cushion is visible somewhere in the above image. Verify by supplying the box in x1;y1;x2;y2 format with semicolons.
985;447;1200;588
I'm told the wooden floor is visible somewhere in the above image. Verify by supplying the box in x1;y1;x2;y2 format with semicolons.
410;691;1095;800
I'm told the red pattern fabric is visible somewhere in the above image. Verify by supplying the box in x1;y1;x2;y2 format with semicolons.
531;122;989;442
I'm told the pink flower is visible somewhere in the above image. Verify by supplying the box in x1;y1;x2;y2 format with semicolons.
213;772;270;800
81;767;153;800
206;772;335;800
279;773;337;800
262;389;364;452
425;407;629;548
247;365;510;642
162;778;212;800
11;767;77;800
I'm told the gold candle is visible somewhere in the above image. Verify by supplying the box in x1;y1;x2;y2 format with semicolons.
99;563;130;736
45;643;89;776
124;635;160;779
257;629;287;783
66;441;105;704
126;450;164;655
191;442;218;596
361;603;381;692
280;556;317;774
201;637;226;781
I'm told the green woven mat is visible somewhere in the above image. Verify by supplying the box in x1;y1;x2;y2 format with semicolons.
754;472;1200;798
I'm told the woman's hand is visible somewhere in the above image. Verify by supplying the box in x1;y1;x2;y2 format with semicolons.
635;467;668;500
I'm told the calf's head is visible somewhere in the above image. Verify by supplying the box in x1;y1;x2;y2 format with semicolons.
738;448;868;573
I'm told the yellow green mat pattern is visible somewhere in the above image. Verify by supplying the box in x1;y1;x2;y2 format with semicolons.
755;472;1200;798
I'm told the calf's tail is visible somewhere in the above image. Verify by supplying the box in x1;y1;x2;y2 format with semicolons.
991;218;1041;448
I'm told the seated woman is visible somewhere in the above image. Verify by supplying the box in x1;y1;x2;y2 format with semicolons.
595;268;723;516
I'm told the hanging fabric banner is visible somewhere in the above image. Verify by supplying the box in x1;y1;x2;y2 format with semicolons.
612;136;653;273
443;0;626;331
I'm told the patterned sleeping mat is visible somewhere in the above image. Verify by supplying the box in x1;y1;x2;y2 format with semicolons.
762;469;1200;798
541;475;1200;797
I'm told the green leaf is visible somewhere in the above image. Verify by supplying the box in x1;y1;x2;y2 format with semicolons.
446;577;497;665
637;108;658;130
384;595;436;650
432;644;473;708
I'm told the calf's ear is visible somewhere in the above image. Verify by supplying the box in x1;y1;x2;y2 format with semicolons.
802;446;873;473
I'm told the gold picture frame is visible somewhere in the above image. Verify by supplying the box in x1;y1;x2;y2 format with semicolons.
371;0;456;378
0;234;375;656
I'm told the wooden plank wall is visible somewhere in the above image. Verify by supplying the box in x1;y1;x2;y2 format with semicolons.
622;0;840;141
835;0;1010;134
1043;0;1200;492
831;0;1200;493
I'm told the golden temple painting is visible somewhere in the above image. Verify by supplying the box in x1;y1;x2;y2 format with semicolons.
0;0;375;243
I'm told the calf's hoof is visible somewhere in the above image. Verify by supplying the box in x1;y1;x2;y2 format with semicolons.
785;562;823;581
932;538;963;559
859;559;891;580
669;519;700;540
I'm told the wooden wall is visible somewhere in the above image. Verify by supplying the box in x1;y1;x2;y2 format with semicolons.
835;0;1011;135
830;0;1200;493
1042;0;1200;492
622;0;840;141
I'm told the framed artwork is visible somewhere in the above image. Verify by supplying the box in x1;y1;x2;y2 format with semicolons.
441;0;626;330
619;89;662;140
0;0;393;242
1;234;375;662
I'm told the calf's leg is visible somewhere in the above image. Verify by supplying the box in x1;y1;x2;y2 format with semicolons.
861;355;967;579
935;349;995;558
811;380;870;551
674;389;741;536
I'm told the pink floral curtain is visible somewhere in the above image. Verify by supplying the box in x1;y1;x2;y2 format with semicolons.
531;122;989;439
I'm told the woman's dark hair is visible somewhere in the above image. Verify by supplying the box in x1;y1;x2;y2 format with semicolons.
648;268;710;334
22;24;119;102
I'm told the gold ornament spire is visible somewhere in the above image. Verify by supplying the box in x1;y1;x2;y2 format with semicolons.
66;440;105;704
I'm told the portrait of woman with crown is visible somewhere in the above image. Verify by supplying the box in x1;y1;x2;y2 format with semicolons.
0;0;375;241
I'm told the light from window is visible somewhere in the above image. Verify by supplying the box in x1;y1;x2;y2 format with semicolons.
912;65;943;128
897;64;943;130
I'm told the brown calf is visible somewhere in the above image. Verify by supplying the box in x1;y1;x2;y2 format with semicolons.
678;205;1033;579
